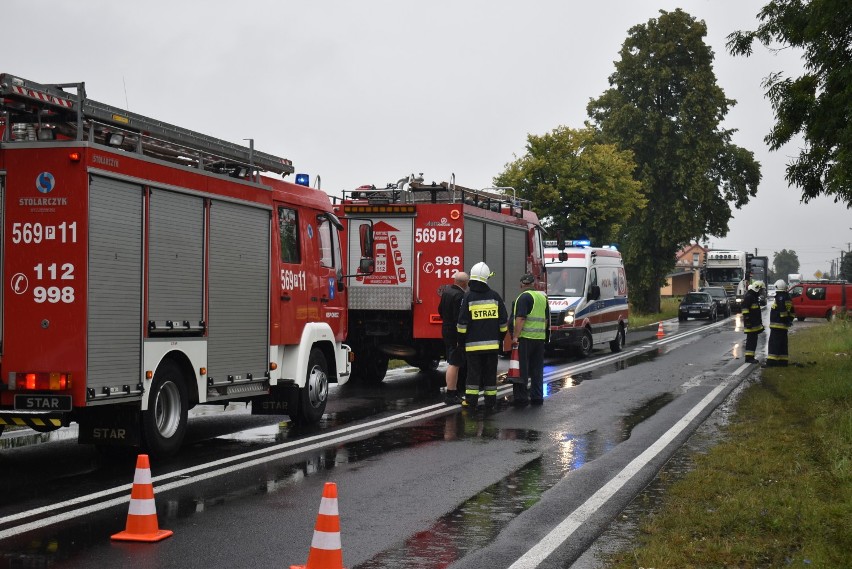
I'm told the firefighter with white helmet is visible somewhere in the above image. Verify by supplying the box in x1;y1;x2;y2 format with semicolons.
742;280;765;363
456;262;508;411
469;261;493;283
767;279;795;366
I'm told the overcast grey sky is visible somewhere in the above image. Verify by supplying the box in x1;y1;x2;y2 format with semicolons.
6;0;849;277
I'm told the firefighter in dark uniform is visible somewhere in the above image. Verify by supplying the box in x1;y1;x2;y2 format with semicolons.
742;280;765;363
438;271;469;405
456;262;508;412
767;279;795;366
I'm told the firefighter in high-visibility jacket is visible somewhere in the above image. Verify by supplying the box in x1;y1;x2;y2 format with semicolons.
742;280;765;363
767;279;795;366
509;273;550;406
457;262;509;411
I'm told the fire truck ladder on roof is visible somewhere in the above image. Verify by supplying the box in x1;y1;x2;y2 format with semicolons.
0;73;294;177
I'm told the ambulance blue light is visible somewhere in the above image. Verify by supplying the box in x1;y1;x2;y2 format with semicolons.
295;173;310;187
571;239;592;247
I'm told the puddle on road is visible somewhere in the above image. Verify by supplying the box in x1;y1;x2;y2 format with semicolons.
0;425;79;450
0;393;675;567
353;394;675;569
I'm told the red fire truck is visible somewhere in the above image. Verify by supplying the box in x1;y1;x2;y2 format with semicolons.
335;175;546;382
0;73;361;455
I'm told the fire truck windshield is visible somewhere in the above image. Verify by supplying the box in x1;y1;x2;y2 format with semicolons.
547;267;586;296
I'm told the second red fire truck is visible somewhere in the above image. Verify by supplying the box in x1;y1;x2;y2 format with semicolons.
0;73;368;455
335;175;547;383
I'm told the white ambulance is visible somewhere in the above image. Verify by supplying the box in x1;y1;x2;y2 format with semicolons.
544;241;629;356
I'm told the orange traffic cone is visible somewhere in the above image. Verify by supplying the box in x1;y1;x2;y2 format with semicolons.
656;321;665;339
291;482;345;569
507;342;521;383
111;454;173;542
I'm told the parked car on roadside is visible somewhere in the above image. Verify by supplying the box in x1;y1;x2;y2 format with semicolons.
678;291;718;322
767;284;777;298
699;286;731;317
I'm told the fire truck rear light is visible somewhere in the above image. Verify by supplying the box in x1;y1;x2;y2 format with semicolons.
429;314;443;324
269;362;278;371
146;370;154;380
15;372;71;390
69;151;81;162
200;367;208;376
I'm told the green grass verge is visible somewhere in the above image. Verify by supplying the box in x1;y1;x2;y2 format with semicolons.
630;297;681;328
606;320;852;568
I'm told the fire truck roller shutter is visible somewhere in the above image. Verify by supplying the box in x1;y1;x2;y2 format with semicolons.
0;175;4;351
88;177;143;395
463;218;527;304
503;228;527;300
206;200;269;387
484;223;506;300
148;190;204;330
463;218;484;273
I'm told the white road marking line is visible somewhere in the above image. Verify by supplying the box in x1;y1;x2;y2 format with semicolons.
507;364;748;568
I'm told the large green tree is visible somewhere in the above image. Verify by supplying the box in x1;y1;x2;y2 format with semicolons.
494;126;645;245
772;248;800;279
728;0;852;206
588;9;761;313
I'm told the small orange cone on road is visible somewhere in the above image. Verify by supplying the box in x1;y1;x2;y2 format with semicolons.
656;321;665;339
111;454;173;543
507;342;521;382
291;482;346;569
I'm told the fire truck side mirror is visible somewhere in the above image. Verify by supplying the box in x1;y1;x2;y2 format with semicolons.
558;252;568;262
359;223;374;258
556;230;566;251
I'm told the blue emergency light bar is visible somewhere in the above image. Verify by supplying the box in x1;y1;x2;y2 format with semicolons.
295;173;310;187
544;239;593;247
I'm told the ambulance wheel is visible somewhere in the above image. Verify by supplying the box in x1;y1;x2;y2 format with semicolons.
142;359;188;457
300;348;329;424
609;325;625;353
575;329;593;358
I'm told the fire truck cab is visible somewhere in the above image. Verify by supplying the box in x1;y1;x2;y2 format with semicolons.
0;73;357;455
544;241;629;356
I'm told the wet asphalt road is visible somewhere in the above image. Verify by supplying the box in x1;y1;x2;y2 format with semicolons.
0;311;784;568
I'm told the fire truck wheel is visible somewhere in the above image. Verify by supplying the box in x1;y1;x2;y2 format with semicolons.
609;325;625;353
353;349;389;384
407;357;439;372
576;328;594;358
142;360;188;457
300;348;329;424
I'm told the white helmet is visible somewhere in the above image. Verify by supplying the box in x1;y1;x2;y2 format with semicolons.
470;262;492;283
749;280;765;292
775;279;787;291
